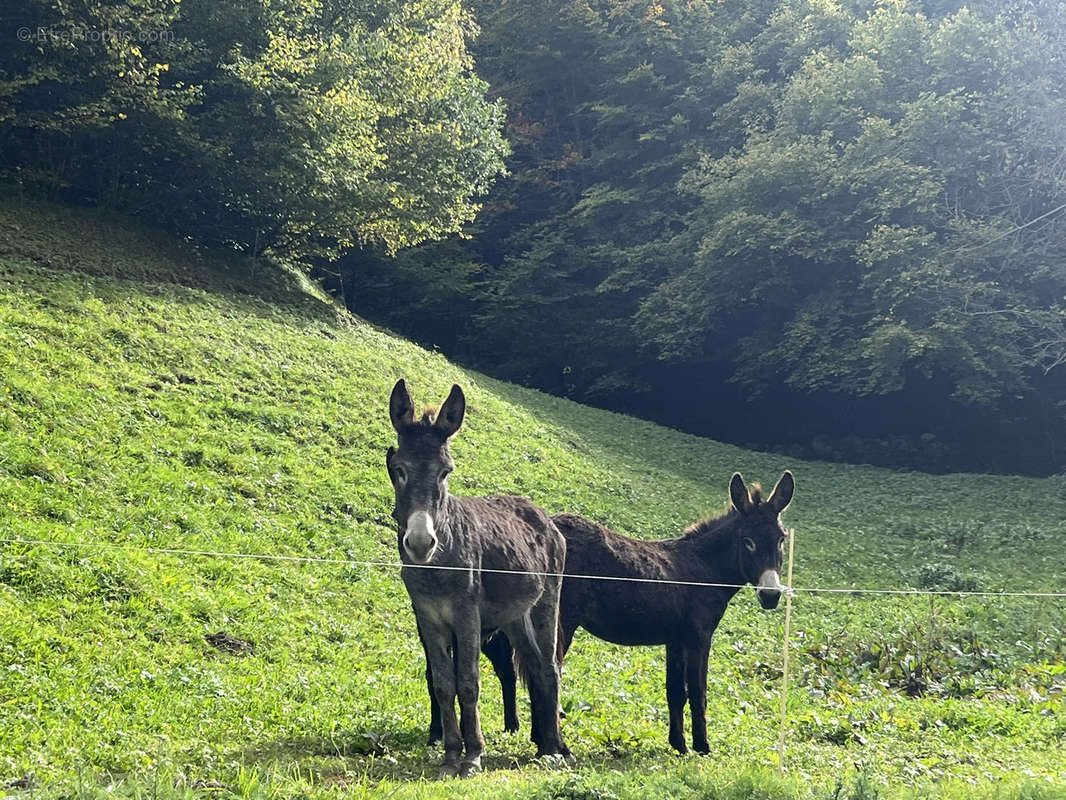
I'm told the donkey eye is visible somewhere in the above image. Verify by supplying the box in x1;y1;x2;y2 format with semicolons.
743;537;757;553
438;468;451;482
394;466;407;486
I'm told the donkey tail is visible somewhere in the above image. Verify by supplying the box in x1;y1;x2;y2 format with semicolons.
483;629;524;685
513;641;532;689
490;611;568;688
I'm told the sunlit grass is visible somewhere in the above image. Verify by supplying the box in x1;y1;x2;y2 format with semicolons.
1;200;1064;799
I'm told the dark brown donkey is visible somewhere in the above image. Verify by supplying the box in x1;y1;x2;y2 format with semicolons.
554;471;794;754
445;471;794;755
386;379;570;778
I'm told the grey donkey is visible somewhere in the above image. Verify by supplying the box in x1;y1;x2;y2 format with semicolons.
385;379;570;778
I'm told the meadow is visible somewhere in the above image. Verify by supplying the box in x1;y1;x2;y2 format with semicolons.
1;200;1064;800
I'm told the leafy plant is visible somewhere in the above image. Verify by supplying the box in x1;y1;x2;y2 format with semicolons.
914;564;980;593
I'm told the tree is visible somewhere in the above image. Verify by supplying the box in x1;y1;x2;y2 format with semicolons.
344;0;731;399
642;1;1066;408
340;0;1066;471
0;0;509;260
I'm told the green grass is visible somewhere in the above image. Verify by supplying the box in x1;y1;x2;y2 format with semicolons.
1;198;1064;800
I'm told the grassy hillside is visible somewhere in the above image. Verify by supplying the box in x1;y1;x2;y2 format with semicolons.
1;199;1064;800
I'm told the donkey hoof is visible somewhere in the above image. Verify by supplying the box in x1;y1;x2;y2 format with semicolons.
551;743;574;760
536;752;571;769
427;734;442;747
459;758;481;778
438;763;460;780
693;742;710;755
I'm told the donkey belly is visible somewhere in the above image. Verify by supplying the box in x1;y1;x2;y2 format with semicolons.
580;614;675;647
583;625;668;647
566;585;685;646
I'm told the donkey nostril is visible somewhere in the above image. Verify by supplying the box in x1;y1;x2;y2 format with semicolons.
757;587;782;609
403;532;438;562
403;510;438;562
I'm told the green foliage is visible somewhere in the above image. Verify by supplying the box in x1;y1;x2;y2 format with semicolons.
345;0;1066;472
1;201;1064;799
345;0;720;400
913;564;978;593
652;0;1066;406
0;0;508;259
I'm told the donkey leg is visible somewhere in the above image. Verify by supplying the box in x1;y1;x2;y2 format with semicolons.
686;639;712;754
526;589;570;757
484;632;519;734
422;626;462;777
555;621;577;719
418;621;443;745
665;642;688;754
503;616;545;752
454;617;486;777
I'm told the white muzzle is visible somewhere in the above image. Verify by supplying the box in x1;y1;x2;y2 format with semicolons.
403;510;438;564
756;568;783;609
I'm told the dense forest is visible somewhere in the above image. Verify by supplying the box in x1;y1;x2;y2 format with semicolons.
340;0;1066;474
3;0;1066;473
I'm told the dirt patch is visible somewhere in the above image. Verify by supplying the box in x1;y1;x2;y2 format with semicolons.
205;631;254;656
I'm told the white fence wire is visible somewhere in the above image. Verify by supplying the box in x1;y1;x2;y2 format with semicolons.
2;532;1063;774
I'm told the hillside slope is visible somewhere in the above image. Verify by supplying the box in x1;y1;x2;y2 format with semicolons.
1;200;1064;799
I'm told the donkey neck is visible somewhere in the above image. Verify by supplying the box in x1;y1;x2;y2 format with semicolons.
677;511;747;588
431;492;462;542
429;493;485;555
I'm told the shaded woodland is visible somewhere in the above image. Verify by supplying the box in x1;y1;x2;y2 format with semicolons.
339;0;1066;474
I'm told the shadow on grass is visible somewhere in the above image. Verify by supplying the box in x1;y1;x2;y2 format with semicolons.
234;726;649;784
0;198;349;326
234;725;572;782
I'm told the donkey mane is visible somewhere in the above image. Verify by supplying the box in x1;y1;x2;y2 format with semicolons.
681;482;764;540
680;510;735;540
394;407;441;432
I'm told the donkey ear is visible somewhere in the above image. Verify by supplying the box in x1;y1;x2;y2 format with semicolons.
434;384;466;439
768;470;795;513
729;472;754;514
389;379;415;432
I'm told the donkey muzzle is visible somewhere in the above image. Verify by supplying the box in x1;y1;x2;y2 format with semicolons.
756;569;783;610
402;510;438;564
